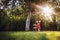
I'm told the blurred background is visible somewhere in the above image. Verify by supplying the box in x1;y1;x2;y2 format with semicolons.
0;0;60;31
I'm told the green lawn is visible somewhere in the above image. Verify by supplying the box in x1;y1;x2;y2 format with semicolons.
0;31;60;40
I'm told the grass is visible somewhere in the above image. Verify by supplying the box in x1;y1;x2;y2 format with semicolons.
0;31;60;40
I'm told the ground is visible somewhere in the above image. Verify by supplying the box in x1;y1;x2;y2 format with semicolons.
0;31;60;40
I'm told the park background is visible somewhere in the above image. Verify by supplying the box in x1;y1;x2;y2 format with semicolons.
0;0;60;40
0;0;60;31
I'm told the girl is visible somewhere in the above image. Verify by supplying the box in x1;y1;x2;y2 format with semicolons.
36;21;41;31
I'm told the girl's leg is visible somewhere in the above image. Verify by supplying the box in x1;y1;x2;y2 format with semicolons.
38;29;40;31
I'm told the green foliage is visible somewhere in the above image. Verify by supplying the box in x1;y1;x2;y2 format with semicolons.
0;0;28;31
0;0;60;31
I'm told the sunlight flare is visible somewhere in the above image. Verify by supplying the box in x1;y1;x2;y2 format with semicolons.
36;5;54;21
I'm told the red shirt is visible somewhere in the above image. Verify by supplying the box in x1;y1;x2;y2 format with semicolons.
36;23;41;29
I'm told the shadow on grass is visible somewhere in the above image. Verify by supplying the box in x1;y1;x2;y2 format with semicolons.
56;36;60;40
0;32;49;40
11;32;49;40
0;32;15;40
